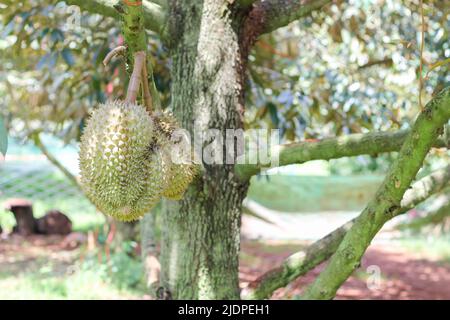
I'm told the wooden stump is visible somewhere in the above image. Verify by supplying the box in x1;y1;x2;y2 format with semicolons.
36;210;72;235
4;198;35;236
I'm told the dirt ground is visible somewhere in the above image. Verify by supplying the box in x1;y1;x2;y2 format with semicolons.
1;234;450;299
240;241;450;300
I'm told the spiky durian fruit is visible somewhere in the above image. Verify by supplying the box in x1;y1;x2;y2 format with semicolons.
153;111;199;200
79;101;168;221
163;162;199;200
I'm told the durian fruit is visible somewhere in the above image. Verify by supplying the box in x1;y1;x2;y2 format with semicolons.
153;111;199;200
163;162;199;200
79;100;169;221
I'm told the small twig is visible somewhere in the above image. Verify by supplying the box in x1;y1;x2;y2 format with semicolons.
32;132;82;192
141;62;153;112
358;58;393;70
103;45;127;67
126;51;146;103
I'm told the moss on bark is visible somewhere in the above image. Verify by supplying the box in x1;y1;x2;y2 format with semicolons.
302;87;450;300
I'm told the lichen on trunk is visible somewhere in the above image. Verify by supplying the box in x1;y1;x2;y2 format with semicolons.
159;0;249;299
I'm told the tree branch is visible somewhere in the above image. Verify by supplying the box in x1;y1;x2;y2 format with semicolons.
63;0;167;36
235;129;448;181
241;163;450;299
400;167;450;209
32;132;82;192
241;219;352;300
238;0;258;9
397;197;450;231
301;87;450;299
244;0;332;40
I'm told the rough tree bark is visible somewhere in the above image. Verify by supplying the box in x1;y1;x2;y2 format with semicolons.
158;1;249;300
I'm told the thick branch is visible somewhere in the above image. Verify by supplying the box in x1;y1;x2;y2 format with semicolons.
245;0;332;39
235;129;448;181
400;167;450;209
63;0;166;36
241;220;352;300
301;87;450;299
241;163;450;299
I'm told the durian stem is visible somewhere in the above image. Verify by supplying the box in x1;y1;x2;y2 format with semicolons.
103;45;127;67
126;50;146;104
141;62;153;112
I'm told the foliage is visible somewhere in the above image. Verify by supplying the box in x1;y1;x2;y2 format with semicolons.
246;0;449;139
0;245;146;299
0;0;169;143
0;1;447;179
1;0;448;146
80;240;145;290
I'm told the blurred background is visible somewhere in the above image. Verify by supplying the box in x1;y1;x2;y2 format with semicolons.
0;0;449;299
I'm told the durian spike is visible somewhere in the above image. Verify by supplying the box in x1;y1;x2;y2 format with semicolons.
141;62;153;112
126;50;146;104
103;46;127;67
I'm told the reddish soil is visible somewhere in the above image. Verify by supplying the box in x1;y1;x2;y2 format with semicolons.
1;234;450;299
240;241;450;300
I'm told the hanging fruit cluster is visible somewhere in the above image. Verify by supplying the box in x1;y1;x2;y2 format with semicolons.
78;50;198;221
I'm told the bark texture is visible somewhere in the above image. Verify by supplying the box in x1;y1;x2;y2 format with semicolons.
247;0;332;35
159;0;249;299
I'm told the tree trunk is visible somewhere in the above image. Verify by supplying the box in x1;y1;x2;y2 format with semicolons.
141;213;161;292
159;1;249;299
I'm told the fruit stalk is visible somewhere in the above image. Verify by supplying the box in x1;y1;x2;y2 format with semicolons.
125;50;146;104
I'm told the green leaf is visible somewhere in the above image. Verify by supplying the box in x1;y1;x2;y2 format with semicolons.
0;115;8;156
267;102;279;127
61;48;75;66
50;28;64;43
426;58;450;78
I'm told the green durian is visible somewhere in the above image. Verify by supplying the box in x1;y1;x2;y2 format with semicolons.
163;162;199;200
79;100;168;221
153;111;199;200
